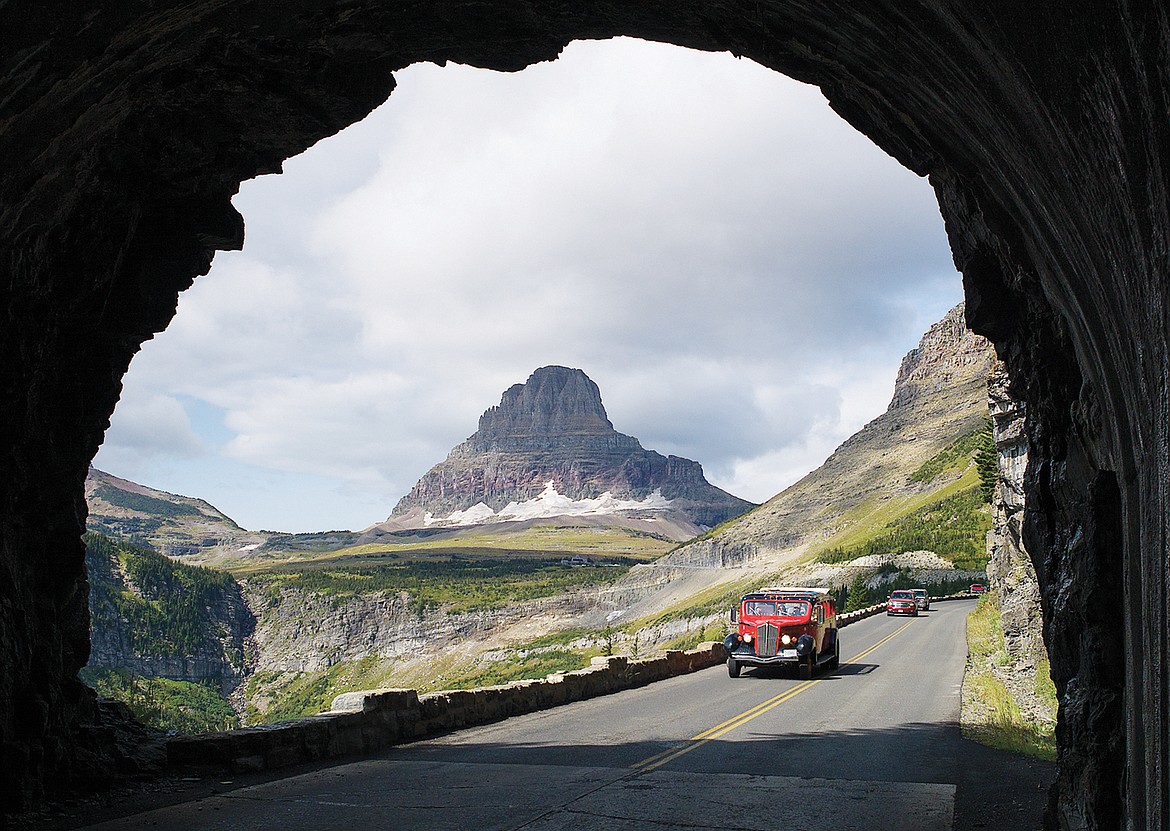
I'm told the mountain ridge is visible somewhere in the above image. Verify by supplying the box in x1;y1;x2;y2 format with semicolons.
85;468;266;557
663;303;995;570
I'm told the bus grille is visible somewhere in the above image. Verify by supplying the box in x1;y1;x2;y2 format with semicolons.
756;623;779;657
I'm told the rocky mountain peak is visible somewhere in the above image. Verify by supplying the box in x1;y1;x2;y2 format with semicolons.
387;366;754;529
474;366;615;443
887;304;993;411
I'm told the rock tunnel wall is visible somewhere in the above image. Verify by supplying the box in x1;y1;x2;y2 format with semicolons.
2;2;1167;828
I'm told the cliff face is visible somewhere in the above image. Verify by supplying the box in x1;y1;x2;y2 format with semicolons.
85;536;254;697
985;364;1046;668
666;304;996;569
245;584;597;677
475;369;624;450
390;366;754;529
887;308;1001;412
85;532;609;722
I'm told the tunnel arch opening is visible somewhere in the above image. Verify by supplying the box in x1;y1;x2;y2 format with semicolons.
3;4;1162;830
81;34;978;762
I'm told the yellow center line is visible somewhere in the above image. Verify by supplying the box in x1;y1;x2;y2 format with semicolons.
631;619;915;772
848;619;914;664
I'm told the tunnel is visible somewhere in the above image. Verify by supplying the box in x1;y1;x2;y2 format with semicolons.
1;2;1166;828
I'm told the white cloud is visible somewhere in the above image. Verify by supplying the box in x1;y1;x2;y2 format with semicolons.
97;394;204;473
93;37;963;532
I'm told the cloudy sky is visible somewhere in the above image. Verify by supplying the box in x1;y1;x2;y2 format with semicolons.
94;38;963;533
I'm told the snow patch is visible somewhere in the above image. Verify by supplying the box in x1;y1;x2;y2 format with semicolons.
432;502;496;526
423;481;674;527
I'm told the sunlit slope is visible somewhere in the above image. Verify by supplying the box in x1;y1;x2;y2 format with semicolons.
86;468;685;570
666;305;994;572
224;521;675;576
85;467;268;557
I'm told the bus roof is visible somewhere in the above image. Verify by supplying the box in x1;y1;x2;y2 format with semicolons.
743;586;832;600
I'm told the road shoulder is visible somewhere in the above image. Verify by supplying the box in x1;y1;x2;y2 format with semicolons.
953;737;1057;829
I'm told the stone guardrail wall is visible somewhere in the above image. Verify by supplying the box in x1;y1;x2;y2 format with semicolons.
167;593;979;775
168;643;725;775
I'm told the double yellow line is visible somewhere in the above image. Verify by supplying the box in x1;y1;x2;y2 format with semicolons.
631;620;914;772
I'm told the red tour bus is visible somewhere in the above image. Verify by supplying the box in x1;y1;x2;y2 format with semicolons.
725;586;840;679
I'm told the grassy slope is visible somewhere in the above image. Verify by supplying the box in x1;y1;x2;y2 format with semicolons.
82;668;239;734
660;315;996;578
809;421;991;558
85;469;252;555
624;466;992;631
815;485;992;570
227;525;673;577
813;465;981;556
962;593;1057;759
246;557;638;615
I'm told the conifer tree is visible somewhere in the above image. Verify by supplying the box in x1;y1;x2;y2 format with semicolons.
974;419;998;503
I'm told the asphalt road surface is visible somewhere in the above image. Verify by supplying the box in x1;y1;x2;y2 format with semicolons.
74;598;1056;830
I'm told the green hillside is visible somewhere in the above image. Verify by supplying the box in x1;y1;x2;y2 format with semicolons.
817;421;995;567
228;523;673;576
85;533;247;733
815;486;992;571
87;533;240;657
620;422;996;631
247;555;641;614
81;668;239;734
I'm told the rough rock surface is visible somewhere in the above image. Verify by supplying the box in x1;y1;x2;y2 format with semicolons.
665;304;995;568
800;550;985;592
1;3;1167;827
985;364;1047;671
969;361;1058;756
390;366;754;528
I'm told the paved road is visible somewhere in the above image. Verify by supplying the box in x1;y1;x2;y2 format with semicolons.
77;599;1054;830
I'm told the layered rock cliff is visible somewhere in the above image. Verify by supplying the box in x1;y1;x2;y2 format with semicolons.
245;584;597;677
980;362;1053;727
389;366;754;529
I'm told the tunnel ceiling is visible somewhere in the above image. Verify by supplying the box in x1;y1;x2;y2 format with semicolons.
2;2;1168;829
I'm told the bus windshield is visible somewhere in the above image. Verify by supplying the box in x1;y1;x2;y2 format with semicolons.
743;600;810;618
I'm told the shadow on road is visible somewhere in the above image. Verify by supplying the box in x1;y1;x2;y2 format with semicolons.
736;661;880;680
391;719;1055;830
25;718;1056;831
